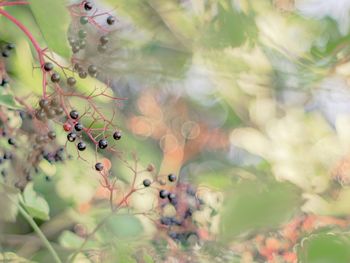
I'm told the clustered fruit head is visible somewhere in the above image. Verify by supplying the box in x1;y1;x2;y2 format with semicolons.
155;173;202;245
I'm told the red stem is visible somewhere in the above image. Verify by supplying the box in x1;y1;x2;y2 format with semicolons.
0;1;29;7
0;8;47;98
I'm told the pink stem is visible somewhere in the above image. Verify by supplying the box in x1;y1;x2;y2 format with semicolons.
0;1;29;7
0;8;47;98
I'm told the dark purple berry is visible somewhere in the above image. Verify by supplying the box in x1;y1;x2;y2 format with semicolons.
84;1;93;11
74;123;83;132
113;131;122;140
43;62;54;71
67;132;77;142
8;138;15;146
159;189;169;199
168;173;176;182
98;139;108;149
67;77;76;86
70;110;79;119
143;179;151;187
95;162;104;171
106;16;116;25
51;72;60;83
77;141;86;151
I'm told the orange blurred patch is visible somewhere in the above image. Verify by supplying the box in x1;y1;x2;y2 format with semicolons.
77;202;91;214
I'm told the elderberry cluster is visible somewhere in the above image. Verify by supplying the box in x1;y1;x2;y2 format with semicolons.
154;173;202;245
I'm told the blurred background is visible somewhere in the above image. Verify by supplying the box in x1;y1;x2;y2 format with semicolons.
2;0;350;262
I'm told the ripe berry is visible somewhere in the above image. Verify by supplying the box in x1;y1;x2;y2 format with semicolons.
168;193;177;205
55;107;64;115
43;62;54;71
8;138;15;146
95;162;104;171
39;99;49;109
3;152;12;160
84;1;93;11
48;131;56;139
80;16;89;25
70;110;79;120
79;71;87;79
77;141;86;151
35;110;46;121
100;36;109;45
143;179;151;187
2;50;10;58
88;65;97;75
51;72;60;83
5;43;15;50
74;122;83;131
67;132;77;142
168;173;176;182
159;189;169;199
113;131;122;140
106;16;116;25
98;139;108;149
78;29;87;39
67;77;76;86
1;78;9;86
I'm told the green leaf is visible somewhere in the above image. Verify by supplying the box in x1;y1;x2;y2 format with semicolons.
59;230;97;250
0;252;34;262
220;180;301;239
28;0;71;57
0;91;22;109
103;214;143;239
22;183;50;220
0;183;20;222
298;232;350;263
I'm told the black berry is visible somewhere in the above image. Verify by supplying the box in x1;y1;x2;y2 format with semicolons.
51;72;60;83
2;50;10;58
106;16;116;25
67;132;77;142
77;141;86;151
113;131;122;140
79;71;87;79
159;189;169;199
95;162;104;171
98;139;108;149
39;99;49;109
168;173;176;182
43;62;54;71
70;110;79;119
5;43;15;50
88;65;97;75
143;179;151;187
67;77;76;86
74;122;83;131
8;138;15;146
84;1;93;11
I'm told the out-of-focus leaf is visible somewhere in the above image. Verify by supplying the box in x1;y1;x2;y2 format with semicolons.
0;91;22;109
28;0;71;57
22;183;50;220
0;252;34;263
103;214;143;239
0;183;19;222
59;230;97;250
298;232;350;263
220;180;301;239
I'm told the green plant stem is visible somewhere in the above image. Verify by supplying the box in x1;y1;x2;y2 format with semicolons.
17;203;62;263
